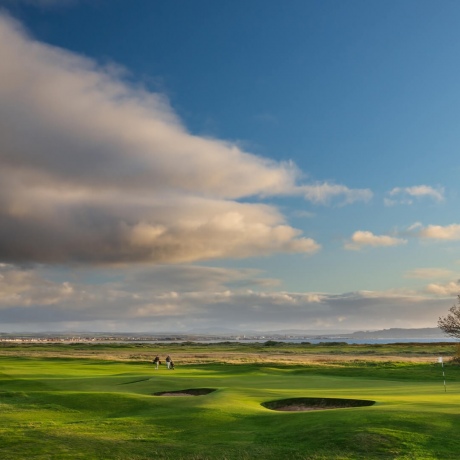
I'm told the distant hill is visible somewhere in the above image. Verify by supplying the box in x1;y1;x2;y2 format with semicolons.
186;327;450;340
259;327;449;340
348;327;447;339
184;327;448;339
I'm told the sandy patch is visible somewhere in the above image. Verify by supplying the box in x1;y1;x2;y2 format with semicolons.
263;397;375;412
275;404;344;411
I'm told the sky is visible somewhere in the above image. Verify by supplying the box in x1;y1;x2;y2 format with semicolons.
1;0;460;333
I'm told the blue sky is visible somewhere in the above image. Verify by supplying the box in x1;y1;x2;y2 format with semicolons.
0;0;460;333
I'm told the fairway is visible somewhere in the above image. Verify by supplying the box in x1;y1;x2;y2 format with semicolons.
1;344;460;459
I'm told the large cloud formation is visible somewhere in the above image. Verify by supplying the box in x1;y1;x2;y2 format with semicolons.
0;264;448;331
0;14;343;264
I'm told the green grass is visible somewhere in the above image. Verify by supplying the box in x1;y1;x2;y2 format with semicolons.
1;346;460;459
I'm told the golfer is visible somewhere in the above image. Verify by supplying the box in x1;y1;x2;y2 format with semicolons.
165;355;172;369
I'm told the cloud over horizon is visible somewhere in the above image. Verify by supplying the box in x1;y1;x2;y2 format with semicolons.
0;263;448;331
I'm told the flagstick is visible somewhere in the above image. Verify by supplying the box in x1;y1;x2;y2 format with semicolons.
438;357;446;392
442;361;447;392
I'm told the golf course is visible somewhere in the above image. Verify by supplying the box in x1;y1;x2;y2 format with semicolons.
1;341;460;459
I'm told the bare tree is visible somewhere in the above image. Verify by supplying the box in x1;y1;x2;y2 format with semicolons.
438;295;460;338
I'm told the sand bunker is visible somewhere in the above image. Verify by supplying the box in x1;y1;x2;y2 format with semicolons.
262;397;375;412
153;388;216;397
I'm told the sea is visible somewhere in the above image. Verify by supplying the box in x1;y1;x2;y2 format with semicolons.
278;338;457;345
147;338;458;345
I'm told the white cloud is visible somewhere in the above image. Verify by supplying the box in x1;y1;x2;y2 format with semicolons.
426;281;460;296
0;14;328;265
414;224;460;241
344;231;407;250
407;222;423;232
405;268;454;279
385;185;444;206
393;222;460;245
299;182;372;205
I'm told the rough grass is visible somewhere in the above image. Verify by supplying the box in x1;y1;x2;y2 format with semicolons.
0;341;456;364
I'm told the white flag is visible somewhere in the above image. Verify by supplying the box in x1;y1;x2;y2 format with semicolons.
438;357;443;363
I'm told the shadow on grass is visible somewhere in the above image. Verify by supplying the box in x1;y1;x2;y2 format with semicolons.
153;388;217;396
117;378;151;385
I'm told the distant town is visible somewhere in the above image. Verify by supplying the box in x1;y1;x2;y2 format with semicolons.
0;332;320;343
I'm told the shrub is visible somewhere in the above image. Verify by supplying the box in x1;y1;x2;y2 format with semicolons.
450;343;460;364
263;340;285;347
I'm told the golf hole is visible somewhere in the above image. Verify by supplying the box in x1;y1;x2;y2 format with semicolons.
153;388;217;397
262;397;375;412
